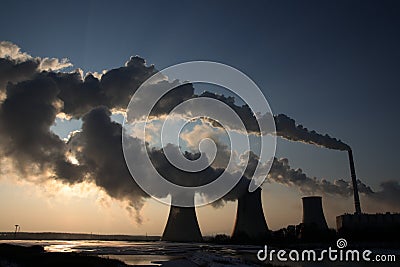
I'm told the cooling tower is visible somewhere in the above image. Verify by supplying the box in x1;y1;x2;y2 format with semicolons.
302;196;328;229
231;188;269;241
161;195;203;242
348;150;362;214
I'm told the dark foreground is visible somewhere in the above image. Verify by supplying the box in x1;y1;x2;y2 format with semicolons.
0;243;267;267
0;244;127;267
1;242;399;267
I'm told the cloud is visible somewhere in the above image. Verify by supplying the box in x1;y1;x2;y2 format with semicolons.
1;41;398;220
0;41;72;99
0;41;72;71
179;122;232;169
34;56;156;118
196;93;350;151
0;76;84;183
274;114;350;151
0;41;31;62
0;57;38;99
146;89;350;151
67;107;148;222
1;42;349;153
267;157;400;210
365;181;400;210
39;57;72;71
67;107;244;216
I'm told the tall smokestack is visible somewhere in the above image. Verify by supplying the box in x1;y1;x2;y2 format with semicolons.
161;195;203;242
302;196;328;230
348;150;362;214
231;188;269;241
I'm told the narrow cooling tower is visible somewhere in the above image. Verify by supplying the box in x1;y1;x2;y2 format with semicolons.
231;188;269;241
162;195;203;242
302;196;328;229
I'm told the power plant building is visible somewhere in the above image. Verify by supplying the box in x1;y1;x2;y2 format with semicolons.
336;212;400;241
337;213;400;231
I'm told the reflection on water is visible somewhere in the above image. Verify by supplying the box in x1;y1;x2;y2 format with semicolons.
100;255;180;266
1;240;261;266
2;240;187;265
2;240;260;256
2;240;399;267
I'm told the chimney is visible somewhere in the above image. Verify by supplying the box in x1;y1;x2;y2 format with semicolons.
348;150;362;214
302;196;328;230
231;188;269;241
161;195;203;242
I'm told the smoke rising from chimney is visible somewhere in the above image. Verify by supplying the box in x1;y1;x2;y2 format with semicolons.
274;114;351;151
1;41;399;221
268;157;400;209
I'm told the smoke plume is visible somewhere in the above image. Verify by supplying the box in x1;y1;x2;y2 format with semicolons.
1;41;398;220
197;92;351;151
268;157;400;209
274;114;350;151
0;41;72;98
0;41;350;152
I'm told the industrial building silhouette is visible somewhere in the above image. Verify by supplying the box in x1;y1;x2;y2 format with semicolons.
160;150;399;243
335;150;400;241
161;188;270;243
301;196;328;230
231;188;269;241
162;204;203;242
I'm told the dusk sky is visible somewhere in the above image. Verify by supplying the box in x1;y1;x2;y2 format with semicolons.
0;0;399;235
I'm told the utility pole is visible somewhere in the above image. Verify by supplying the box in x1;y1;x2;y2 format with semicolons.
14;224;20;239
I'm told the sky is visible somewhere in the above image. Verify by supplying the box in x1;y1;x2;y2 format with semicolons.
0;0;399;235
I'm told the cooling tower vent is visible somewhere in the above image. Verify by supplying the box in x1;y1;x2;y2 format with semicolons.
302;196;328;230
231;188;269;241
162;196;203;242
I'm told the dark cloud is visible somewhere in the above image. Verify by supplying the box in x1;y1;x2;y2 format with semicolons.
268;157;400;209
0;43;205;221
198;93;350;151
68;107;148;222
45;71;104;118
0;41;156;117
68;107;246;217
0;42;350;155
0;41;72;97
148;146;222;188
274;114;350;151
0;76;84;182
0;58;39;96
148;82;195;118
40;56;156;118
100;57;156;111
0;41;398;219
1;42;349;153
366;181;400;210
49;61;193;119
